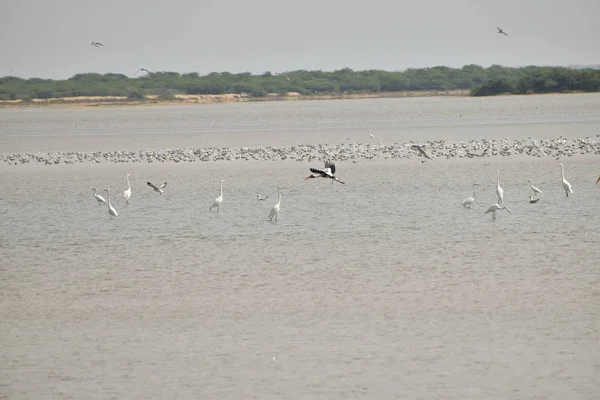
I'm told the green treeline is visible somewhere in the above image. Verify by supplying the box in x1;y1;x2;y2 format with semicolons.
1;65;599;101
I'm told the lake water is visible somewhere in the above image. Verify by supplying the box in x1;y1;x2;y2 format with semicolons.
1;94;599;399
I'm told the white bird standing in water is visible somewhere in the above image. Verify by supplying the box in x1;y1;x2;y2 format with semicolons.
558;164;573;197
268;186;282;222
147;181;167;195
92;188;106;205
485;203;511;220
209;180;224;212
527;179;542;196
496;170;504;204
104;189;118;219
461;183;479;208
123;173;131;204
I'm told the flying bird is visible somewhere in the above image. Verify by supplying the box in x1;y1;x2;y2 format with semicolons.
369;132;375;139
92;188;106;205
147;181;167;195
410;144;431;159
268;187;282;222
304;161;345;184
104;189;118;219
91;41;104;47
529;195;539;204
558;164;573;197
123;173;131;205
497;27;508;36
596;176;600;184
134;68;150;75
256;194;268;201
527;179;542;196
485;203;511;220
275;72;291;82
209;180;224;212
461;183;479;208
496;170;504;204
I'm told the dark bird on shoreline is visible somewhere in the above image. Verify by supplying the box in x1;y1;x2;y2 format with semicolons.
91;41;104;47
410;144;431;159
529;195;539;204
305;161;345;184
497;27;508;36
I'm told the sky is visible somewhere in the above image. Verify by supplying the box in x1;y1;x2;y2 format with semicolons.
1;0;599;79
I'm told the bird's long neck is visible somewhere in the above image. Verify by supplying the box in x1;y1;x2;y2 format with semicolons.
560;165;565;180
106;190;111;205
472;185;477;197
497;171;500;186
277;189;281;204
220;182;223;197
126;175;130;189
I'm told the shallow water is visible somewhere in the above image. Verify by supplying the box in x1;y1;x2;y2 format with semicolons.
1;95;600;399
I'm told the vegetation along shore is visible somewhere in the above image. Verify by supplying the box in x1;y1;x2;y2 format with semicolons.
1;65;599;107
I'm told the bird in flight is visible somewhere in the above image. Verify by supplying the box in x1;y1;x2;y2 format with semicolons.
497;27;508;36
91;41;104;47
305;161;345;184
369;132;375;139
410;144;431;159
274;72;291;82
134;68;150;75
596;176;600;184
147;181;167;195
256;194;269;201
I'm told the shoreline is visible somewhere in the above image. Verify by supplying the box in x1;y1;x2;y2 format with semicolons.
0;90;469;109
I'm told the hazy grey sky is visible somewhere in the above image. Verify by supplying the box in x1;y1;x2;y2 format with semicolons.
1;0;599;79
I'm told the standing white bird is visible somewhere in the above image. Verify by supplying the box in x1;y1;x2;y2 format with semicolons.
268;186;282;222
256;194;268;201
558;164;573;197
147;181;167;195
123;173;131;204
104;189;118;219
92;188;106;205
304;161;345;184
496;170;504;204
461;183;479;208
485;203;511;220
209;180;224;212
527;179;542;196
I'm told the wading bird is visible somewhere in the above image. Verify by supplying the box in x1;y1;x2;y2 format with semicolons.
496;170;504;204
209;180;224;212
104;189;118;219
558;164;573;197
91;41;104;47
497;27;508;36
92;188;106;205
305;161;345;184
461;183;479;208
268;187;282;222
529;195;539;204
485;203;511;220
147;181;167;195
528;179;542;196
256;194;268;201
123;173;131;205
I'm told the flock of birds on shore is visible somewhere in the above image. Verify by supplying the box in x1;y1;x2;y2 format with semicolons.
92;161;598;222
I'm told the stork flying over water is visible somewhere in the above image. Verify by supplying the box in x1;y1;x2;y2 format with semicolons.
91;41;104;47
304;161;345;184
147;181;167;195
497;27;508;36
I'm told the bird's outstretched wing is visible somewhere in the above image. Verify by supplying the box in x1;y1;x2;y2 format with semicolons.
410;144;431;159
324;161;336;175
160;182;167;188
310;167;327;176
147;181;159;190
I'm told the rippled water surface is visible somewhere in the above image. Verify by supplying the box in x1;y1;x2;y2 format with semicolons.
1;94;600;399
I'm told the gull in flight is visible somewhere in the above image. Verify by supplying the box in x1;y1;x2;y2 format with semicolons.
274;72;291;82
147;181;167;195
497;27;508;36
91;41;104;47
304;161;345;184
256;194;269;201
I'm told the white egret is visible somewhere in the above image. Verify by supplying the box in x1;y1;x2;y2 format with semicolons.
209;180;224;212
496;170;504;204
558;164;573;197
104;189;118;219
527;179;542;196
123;173;131;204
461;183;479;208
485;203;511;220
305;161;345;184
147;181;167;195
92;188;106;205
268;187;282;222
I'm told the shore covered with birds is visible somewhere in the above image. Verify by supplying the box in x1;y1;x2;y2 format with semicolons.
2;136;598;166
